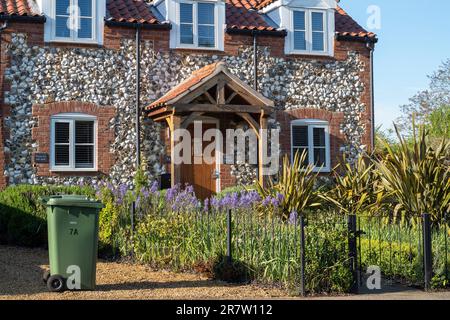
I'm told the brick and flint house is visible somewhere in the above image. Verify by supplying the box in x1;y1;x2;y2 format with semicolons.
0;0;377;198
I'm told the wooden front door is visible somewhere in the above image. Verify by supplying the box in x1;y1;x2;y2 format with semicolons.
180;123;218;200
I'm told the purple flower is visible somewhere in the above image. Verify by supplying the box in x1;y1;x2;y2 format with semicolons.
115;183;129;205
150;181;159;193
262;196;272;207
210;197;220;210
185;184;194;194
119;184;128;196
166;185;179;202
271;192;284;207
135;195;141;208
219;195;230;209
289;211;298;225
167;184;199;211
203;198;209;213
220;193;239;209
140;187;150;199
237;194;250;208
277;193;285;203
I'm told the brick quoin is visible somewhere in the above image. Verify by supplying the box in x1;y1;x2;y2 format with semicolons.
31;101;116;178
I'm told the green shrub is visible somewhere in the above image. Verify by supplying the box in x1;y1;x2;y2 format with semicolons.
304;214;353;294
375;121;450;222
321;155;386;215
359;238;423;285
256;152;321;220
0;184;95;247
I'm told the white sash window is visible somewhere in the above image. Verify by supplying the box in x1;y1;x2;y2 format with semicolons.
51;114;97;171
291;120;330;172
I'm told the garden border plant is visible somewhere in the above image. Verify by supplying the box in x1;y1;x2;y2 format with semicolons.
0;121;448;294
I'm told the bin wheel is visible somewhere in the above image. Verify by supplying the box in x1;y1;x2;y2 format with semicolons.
47;275;65;292
42;270;51;284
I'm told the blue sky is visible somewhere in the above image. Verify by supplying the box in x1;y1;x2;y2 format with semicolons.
340;0;450;129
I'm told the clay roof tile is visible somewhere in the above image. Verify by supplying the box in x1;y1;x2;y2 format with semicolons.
147;62;222;109
0;0;40;17
0;0;376;40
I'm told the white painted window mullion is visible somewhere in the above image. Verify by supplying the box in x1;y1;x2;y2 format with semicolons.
71;0;75;41
194;2;198;47
306;11;311;53
70;119;75;170
51;119;55;168
308;125;313;166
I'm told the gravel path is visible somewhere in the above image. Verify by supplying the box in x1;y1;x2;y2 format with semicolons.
1;245;449;300
0;245;288;300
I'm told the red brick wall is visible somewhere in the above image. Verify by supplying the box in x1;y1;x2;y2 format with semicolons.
103;25;170;51
220;164;236;190
224;33;285;57
31;101;116;178
276;108;345;169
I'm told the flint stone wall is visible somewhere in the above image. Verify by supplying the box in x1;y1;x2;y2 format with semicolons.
3;33;367;186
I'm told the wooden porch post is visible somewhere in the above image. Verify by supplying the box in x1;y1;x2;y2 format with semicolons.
258;114;268;187
170;115;181;188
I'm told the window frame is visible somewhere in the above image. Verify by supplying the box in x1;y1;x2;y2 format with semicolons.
51;0;97;43
50;113;98;172
290;119;331;172
176;0;219;50
290;8;328;55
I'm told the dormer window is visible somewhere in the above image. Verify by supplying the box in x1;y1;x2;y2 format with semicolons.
43;0;105;44
170;0;225;51
264;3;334;57
292;9;327;54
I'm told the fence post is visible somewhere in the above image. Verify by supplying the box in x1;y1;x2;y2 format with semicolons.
130;201;135;259
445;212;448;284
348;214;358;293
299;214;306;297
227;209;232;264
422;213;433;291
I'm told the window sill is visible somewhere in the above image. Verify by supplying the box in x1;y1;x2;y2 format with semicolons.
50;168;98;173
312;168;331;173
47;39;101;46
171;45;224;52
287;51;332;57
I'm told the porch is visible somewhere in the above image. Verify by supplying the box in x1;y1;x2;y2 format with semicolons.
146;62;274;199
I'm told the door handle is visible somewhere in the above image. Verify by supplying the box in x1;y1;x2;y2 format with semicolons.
212;170;220;180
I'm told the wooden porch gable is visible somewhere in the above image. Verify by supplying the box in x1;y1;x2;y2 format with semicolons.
145;61;275;188
146;61;274;120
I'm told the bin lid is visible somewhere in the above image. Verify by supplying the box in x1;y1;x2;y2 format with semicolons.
40;195;104;209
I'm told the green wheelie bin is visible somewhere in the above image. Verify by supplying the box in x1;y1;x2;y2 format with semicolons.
40;195;104;292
